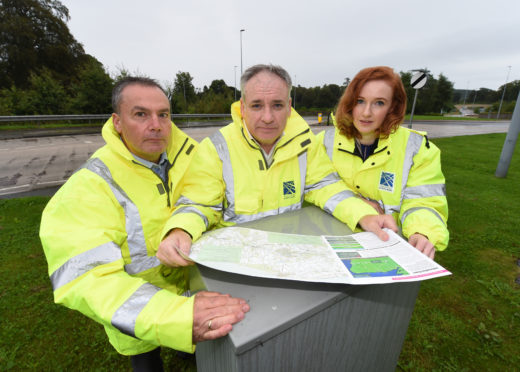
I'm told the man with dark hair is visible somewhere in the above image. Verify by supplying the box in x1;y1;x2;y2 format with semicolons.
156;64;398;266
40;77;249;371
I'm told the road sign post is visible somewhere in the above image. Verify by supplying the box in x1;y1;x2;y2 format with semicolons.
408;70;428;129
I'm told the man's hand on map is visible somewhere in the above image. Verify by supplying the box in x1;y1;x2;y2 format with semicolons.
157;228;194;267
192;291;250;343
358;214;398;241
408;233;435;259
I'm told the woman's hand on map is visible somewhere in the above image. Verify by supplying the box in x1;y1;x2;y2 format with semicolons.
408;233;435;259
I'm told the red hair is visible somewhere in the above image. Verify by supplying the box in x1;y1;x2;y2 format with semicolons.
335;66;406;139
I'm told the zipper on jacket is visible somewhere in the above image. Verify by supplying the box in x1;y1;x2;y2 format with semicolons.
274;128;310;154
339;145;388;160
171;138;189;167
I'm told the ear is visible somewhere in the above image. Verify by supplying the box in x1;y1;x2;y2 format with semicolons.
240;98;245;117
288;98;292;116
112;113;122;134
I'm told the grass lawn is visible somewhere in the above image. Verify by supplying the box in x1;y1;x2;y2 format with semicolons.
397;133;520;371
0;122;105;131
1;133;519;370
0;200;196;371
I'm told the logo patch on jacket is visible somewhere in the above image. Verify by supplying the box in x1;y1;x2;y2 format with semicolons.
379;171;395;192
283;181;296;199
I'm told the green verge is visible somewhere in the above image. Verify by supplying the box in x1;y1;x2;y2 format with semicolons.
0;118;227;131
0;123;104;130
397;133;520;371
0;133;518;370
0;198;195;371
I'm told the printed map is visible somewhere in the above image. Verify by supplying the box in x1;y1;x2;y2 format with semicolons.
189;227;451;284
190;227;349;281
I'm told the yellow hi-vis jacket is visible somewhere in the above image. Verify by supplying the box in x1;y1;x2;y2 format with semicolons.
40;118;198;355
317;123;449;250
163;101;377;241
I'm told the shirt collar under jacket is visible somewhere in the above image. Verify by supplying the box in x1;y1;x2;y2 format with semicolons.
131;151;170;183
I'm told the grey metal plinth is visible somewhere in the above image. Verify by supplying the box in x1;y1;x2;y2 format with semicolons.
190;206;420;372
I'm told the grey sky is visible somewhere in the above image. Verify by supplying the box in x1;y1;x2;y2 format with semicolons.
61;0;520;92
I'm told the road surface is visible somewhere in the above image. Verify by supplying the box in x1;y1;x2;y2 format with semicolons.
0;120;510;198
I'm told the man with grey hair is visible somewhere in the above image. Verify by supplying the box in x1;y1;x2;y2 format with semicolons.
157;64;398;266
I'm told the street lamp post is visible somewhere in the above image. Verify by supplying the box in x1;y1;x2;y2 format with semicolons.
240;29;245;75
234;65;238;101
462;81;469;107
497;66;512;120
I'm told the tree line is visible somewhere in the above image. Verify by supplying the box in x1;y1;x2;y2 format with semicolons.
1;0;518;118
453;82;520;114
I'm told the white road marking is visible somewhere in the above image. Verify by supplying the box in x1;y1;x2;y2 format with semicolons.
0;180;65;195
0;184;30;192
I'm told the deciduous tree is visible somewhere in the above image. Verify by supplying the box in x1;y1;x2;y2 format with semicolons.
0;0;85;89
171;71;196;113
70;56;113;114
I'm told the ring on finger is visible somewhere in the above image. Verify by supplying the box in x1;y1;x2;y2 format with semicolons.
208;319;212;330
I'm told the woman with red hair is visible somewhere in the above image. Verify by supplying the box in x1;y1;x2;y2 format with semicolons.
318;66;448;258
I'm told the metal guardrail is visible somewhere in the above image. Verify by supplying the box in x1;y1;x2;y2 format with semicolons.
0;113;231;123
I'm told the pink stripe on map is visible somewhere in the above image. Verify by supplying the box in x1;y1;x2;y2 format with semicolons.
392;269;450;281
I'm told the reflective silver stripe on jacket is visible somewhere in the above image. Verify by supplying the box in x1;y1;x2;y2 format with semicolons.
305;172;341;193
323;127;335;160
377;133;424;216
175;195;222;212
209;132;236;222
111;283;162;338
84;158;160;275
401;206;446;226
323;190;356;215
172;206;209;228
403;184;446;199
399;132;423;205
298;151;307;202
50;241;122;291
384;204;401;215
399;133;446;226
210;131;306;223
